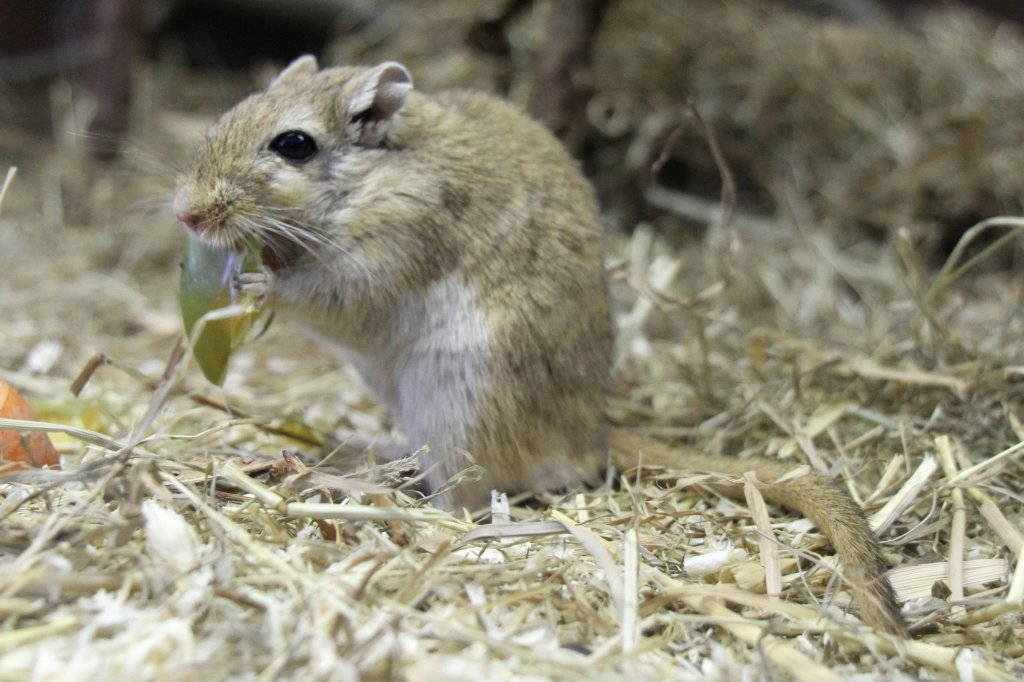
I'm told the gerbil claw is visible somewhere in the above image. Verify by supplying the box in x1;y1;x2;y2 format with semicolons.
234;267;274;307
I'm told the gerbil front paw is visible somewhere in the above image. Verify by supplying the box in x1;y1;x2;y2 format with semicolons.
234;267;275;308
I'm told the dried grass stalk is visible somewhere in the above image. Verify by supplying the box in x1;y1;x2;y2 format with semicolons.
937;436;967;614
887;559;1008;602
869;455;938;534
742;472;782;598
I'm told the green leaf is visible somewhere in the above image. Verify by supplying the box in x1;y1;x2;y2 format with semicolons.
179;235;266;385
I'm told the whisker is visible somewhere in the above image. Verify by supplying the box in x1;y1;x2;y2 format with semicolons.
239;214;339;272
239;211;333;254
229;207;380;285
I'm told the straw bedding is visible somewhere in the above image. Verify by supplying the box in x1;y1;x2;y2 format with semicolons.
1;1;1022;679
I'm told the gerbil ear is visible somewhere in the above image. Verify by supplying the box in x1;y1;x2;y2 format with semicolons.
347;62;413;129
270;54;319;89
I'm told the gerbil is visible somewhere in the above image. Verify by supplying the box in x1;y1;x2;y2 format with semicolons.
173;56;907;636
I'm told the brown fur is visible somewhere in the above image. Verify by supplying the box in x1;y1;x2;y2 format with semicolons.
175;57;906;635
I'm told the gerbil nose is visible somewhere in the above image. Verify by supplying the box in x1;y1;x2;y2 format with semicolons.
176;207;203;230
173;188;204;231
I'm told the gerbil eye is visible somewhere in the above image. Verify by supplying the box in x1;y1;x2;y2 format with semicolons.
269;130;318;162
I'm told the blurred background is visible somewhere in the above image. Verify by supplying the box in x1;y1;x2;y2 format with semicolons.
4;0;1024;256
1;0;1022;407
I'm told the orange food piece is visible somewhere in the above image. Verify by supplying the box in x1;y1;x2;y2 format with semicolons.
0;381;60;468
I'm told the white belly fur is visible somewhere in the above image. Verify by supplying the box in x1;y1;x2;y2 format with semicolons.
296;275;494;491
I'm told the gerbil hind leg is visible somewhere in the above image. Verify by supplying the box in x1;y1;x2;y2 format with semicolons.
310;431;416;482
316;433;473;505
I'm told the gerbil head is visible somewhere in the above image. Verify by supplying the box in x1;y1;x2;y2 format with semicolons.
173;55;412;266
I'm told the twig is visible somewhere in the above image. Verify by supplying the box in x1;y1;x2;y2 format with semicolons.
949;439;1024;485
887;558;1008;602
966;488;1023;555
219;461;466;528
685;100;737;235
0;418;129;452
622;526;640;653
937;436;966;612
81;350;330;448
744;472;783;598
0;167;17;216
869;455;937;534
925;217;1024;308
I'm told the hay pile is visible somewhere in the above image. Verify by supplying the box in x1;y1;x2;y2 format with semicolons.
2;1;1023;679
591;1;1024;252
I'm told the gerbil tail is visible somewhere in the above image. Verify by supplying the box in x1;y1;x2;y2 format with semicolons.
609;430;909;637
